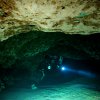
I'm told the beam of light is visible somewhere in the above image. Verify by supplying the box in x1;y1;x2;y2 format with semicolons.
78;70;96;78
60;65;96;78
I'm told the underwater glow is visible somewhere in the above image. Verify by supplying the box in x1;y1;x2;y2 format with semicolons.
60;66;71;71
48;65;51;70
57;65;60;68
61;66;72;72
61;67;66;71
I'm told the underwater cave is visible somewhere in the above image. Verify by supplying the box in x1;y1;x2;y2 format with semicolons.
0;0;100;100
0;31;100;100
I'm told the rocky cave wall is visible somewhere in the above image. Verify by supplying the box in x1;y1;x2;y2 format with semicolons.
0;0;100;41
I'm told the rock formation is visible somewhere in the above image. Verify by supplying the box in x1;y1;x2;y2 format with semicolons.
0;0;100;41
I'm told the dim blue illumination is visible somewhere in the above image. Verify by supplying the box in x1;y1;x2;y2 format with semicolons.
78;70;96;78
57;65;60;68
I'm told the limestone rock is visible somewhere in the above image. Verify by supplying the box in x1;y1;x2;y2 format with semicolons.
0;0;100;41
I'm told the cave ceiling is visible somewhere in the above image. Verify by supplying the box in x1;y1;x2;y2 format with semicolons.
0;0;100;41
0;0;100;69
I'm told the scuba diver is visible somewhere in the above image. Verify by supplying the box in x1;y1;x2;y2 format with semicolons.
35;55;63;85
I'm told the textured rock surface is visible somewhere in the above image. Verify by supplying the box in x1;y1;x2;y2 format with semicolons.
0;0;100;41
